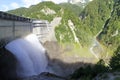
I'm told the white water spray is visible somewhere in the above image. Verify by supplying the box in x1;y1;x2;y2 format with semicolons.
5;34;48;78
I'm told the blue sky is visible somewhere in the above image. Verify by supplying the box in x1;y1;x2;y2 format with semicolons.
0;0;68;11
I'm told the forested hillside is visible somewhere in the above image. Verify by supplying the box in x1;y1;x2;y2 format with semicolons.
98;0;120;52
8;1;84;45
59;3;83;16
8;2;61;22
8;0;119;52
80;0;114;35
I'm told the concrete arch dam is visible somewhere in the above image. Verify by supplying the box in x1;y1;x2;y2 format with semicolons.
0;11;33;47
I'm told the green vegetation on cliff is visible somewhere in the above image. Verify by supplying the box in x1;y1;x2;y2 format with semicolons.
55;0;114;46
8;0;119;50
110;46;120;71
55;8;81;43
81;0;114;35
8;2;84;44
59;3;82;16
8;1;61;22
7;7;27;16
71;45;120;80
98;0;120;52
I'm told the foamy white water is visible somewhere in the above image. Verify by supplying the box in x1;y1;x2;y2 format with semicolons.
5;34;48;78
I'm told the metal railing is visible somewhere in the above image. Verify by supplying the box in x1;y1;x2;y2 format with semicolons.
0;11;32;22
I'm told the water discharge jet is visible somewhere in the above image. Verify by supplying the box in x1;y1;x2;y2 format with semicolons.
5;34;48;78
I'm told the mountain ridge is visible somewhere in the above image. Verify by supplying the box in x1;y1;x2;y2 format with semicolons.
7;0;119;49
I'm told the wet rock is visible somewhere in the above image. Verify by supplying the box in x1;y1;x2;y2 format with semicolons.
0;47;17;80
94;72;120;80
20;72;67;80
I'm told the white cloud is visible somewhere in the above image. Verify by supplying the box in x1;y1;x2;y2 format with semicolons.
22;0;41;7
43;0;67;4
22;0;68;8
1;5;9;11
0;0;68;11
11;2;19;9
0;2;19;11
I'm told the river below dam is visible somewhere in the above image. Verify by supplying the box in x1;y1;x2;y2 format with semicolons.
4;34;67;80
0;33;97;80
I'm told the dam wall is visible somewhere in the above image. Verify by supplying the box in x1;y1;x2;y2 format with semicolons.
0;19;32;47
32;20;50;43
0;13;32;48
0;19;32;38
0;11;52;47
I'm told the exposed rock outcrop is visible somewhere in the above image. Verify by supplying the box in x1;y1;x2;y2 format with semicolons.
20;72;67;80
94;72;120;80
41;6;56;15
